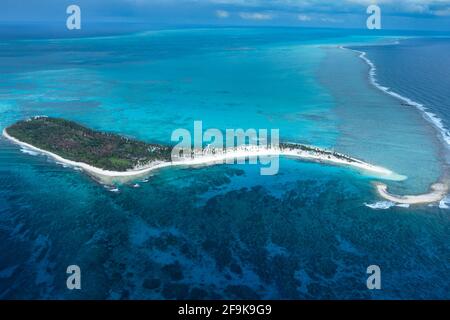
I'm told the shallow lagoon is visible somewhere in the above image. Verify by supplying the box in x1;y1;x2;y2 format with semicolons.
0;29;448;299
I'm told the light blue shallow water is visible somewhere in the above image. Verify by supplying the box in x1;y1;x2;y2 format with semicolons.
0;28;448;299
319;46;443;194
358;37;450;162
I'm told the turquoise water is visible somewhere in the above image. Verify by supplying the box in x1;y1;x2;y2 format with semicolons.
0;28;448;299
319;46;442;194
359;38;450;165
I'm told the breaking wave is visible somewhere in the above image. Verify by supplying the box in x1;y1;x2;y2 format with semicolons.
364;201;410;210
345;46;450;149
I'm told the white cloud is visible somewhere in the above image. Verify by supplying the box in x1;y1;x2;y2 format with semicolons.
434;7;450;16
207;0;450;17
239;12;273;20
215;10;230;18
120;0;450;19
321;17;343;23
297;14;312;21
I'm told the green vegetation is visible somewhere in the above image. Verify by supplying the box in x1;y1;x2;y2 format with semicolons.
280;142;357;163
5;117;360;172
6;117;172;171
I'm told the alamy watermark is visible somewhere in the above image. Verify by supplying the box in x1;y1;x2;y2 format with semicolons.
367;265;381;290
64;263;382;291
367;4;382;30
171;121;280;176
66;5;81;30
66;265;81;290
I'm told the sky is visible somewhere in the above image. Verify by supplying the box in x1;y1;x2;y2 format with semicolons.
1;0;450;32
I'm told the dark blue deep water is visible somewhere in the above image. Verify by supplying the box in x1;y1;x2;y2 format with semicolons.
0;29;449;299
360;37;450;154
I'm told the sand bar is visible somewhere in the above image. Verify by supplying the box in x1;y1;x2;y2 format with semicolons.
3;127;407;184
375;182;448;205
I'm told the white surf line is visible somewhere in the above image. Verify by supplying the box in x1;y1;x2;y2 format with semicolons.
375;182;448;205
340;44;450;204
3;128;405;182
341;45;450;148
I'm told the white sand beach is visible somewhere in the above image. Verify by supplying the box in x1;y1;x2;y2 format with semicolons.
3;127;406;184
375;182;448;205
6;126;450;204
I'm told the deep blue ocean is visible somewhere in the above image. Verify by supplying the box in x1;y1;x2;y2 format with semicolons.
360;37;450;152
0;28;449;299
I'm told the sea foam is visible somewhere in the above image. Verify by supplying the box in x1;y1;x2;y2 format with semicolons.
364;201;410;210
345;46;450;149
364;201;396;210
439;196;450;209
20;148;39;156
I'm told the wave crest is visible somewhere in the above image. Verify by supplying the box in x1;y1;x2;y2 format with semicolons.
20;148;39;156
364;201;396;210
345;46;450;149
439;196;450;209
364;201;410;210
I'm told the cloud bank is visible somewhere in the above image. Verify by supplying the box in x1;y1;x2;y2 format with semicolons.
1;0;449;31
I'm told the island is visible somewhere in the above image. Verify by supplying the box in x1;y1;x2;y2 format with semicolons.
6;116;446;205
4;116;172;171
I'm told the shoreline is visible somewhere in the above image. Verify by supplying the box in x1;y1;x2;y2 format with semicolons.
3;127;405;184
342;45;450;149
341;44;449;205
375;182;448;205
